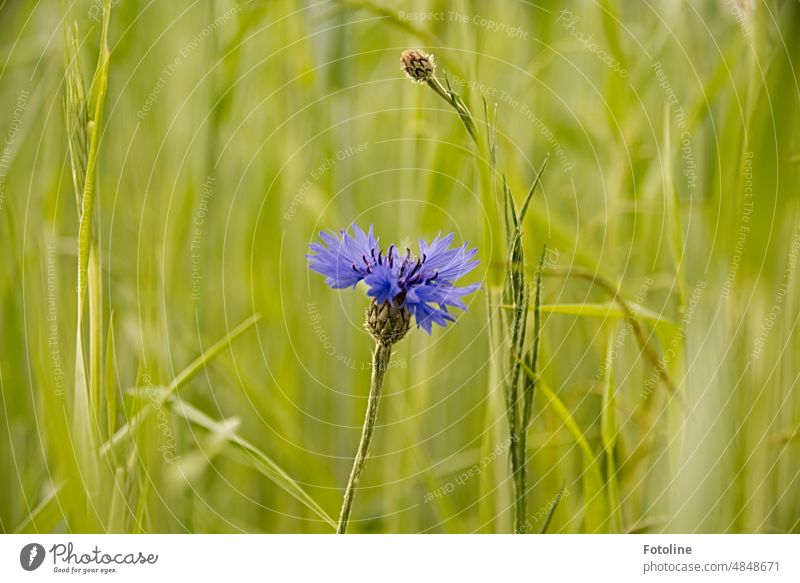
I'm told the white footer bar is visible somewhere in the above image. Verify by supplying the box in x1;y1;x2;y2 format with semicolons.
1;534;796;582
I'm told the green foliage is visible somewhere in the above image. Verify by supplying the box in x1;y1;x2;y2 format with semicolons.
0;0;798;533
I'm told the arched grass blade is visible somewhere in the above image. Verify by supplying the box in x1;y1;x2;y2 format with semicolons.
540;487;568;534
517;359;609;533
100;313;261;456
13;483;63;534
168;398;336;530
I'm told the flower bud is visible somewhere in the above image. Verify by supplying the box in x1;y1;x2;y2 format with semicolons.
366;299;411;346
401;49;435;83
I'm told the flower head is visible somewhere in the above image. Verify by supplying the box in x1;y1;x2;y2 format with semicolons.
307;225;480;336
401;49;435;83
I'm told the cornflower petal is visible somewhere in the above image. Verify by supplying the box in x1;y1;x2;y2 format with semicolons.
308;225;480;333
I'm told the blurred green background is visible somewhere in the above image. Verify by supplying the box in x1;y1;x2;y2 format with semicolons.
1;0;799;533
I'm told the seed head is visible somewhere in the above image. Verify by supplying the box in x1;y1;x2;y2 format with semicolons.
366;299;411;346
401;49;435;83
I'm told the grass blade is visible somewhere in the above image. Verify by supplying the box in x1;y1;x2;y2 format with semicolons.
532;302;677;329
106;468;127;533
100;313;262;456
13;484;63;534
662;103;688;316
518;360;608;533
600;325;622;533
105;311;117;438
522;247;545;431
169;398;337;530
539;487;567;534
518;155;549;224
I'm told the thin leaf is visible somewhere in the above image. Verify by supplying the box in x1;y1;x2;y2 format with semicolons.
169;398;337;529
533;302;677;329
519;364;608;533
523;246;546;431
662;103;687;315
13;484;63;533
88;243;102;424
600;325;622;533
503;174;517;232
540;487;567;534
105;311;117;438
100;313;262;456
518;154;549;224
106;468;127;533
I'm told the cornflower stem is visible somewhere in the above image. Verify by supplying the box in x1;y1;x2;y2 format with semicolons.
337;341;392;534
425;76;479;146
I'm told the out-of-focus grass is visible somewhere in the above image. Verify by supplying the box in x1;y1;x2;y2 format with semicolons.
0;0;798;533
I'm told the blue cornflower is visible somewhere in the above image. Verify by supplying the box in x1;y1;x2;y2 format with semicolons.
307;225;480;336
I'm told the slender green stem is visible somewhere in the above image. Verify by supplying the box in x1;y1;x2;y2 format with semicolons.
425;76;479;146
515;250;545;534
88;241;102;423
337;341;391;534
513;444;526;533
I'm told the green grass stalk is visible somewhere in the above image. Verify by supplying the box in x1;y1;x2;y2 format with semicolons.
64;2;111;519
